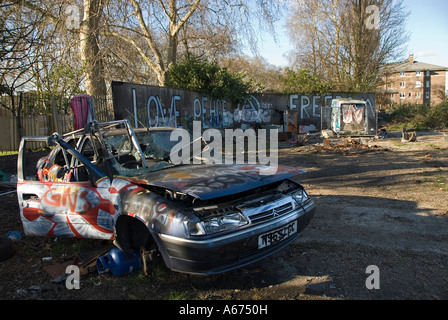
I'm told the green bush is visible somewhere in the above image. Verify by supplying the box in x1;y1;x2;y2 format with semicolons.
167;55;250;103
389;101;448;130
428;101;448;128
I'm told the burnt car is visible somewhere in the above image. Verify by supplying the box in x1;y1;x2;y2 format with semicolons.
17;120;315;275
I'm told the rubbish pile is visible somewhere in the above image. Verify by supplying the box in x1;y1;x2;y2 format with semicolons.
39;244;156;285
312;137;387;156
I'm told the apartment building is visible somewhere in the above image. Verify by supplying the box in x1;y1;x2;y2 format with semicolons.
381;54;447;106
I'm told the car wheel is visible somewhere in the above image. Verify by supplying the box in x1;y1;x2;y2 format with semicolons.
0;236;15;262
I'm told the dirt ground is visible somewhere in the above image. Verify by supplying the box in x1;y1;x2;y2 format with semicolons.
0;130;448;302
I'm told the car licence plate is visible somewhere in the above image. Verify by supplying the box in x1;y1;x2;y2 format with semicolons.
258;221;298;249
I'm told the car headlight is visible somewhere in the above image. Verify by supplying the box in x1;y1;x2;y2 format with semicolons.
292;189;309;204
188;212;248;236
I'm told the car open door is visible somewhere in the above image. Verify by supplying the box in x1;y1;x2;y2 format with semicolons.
16;134;118;240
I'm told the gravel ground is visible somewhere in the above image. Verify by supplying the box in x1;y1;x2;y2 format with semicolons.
0;130;447;303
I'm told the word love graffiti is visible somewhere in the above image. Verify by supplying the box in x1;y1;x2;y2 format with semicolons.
131;90;271;129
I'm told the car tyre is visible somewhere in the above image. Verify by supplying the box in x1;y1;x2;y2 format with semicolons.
0;236;15;262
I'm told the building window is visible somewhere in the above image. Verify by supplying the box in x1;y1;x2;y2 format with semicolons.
400;92;405;99
388;82;393;88
400;71;405;77
408;92;412;98
426;92;430;99
415;81;421;87
415;92;421;99
416;71;421;76
400;81;405;88
426;81;430;88
426;70;430;76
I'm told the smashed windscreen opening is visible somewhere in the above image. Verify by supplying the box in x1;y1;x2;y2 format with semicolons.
135;130;177;161
101;127;211;177
101;129;176;177
136;129;210;165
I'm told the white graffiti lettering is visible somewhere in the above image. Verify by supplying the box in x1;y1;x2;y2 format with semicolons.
117;82;376;130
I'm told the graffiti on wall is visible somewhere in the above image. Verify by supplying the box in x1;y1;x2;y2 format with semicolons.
144;94;235;129
112;82;276;130
111;81;375;130
288;94;375;119
234;96;272;124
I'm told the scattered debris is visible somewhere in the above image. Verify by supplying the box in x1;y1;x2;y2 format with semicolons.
289;133;311;146
402;127;417;142
321;129;335;139
42;246;113;281
97;247;142;277
376;128;388;139
312;137;386;155
77;245;113;275
304;276;340;298
43;259;78;281
6;231;21;242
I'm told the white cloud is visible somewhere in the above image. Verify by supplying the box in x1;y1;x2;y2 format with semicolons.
414;50;439;58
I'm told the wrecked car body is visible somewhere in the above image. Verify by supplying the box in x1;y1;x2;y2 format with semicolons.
16;120;315;274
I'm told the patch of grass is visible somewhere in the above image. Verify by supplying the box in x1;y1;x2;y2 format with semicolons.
418;172;448;191
149;263;170;280
0;150;18;156
434;175;447;191
48;238;108;258
126;270;150;288
166;290;189;300
418;171;435;176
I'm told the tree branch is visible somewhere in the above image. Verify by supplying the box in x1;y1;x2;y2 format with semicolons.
102;31;158;73
128;0;165;72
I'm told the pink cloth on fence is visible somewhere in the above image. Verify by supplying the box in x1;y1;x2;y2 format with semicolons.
71;94;94;130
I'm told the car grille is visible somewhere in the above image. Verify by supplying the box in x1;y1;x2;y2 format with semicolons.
248;202;293;224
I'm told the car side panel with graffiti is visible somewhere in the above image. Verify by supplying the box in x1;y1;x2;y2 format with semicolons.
16;120;315;274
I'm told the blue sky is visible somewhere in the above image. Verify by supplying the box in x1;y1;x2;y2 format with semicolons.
405;0;448;67
257;0;448;68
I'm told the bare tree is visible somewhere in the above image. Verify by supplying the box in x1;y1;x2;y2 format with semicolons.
0;1;51;140
221;55;284;93
0;2;46;96
103;0;282;86
286;0;409;92
79;0;107;97
5;0;284;99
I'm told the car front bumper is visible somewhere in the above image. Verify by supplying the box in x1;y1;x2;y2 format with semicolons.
151;199;315;275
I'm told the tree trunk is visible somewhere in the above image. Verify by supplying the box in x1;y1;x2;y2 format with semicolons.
79;0;107;97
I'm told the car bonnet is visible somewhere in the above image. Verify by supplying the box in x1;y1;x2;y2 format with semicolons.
133;164;305;200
